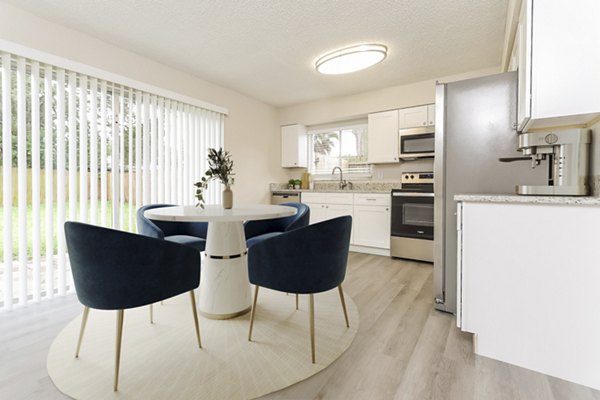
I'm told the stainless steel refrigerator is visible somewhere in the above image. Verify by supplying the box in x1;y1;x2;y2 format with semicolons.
433;71;546;313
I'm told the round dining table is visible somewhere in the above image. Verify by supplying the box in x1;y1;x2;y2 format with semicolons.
144;204;297;319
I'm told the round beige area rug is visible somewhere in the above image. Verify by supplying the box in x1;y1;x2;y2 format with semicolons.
47;287;359;400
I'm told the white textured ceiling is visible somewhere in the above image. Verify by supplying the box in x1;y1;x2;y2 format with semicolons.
4;0;508;107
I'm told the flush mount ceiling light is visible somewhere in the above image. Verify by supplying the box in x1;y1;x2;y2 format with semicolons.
315;44;388;75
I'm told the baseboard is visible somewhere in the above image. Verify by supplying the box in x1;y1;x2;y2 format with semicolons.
349;245;390;257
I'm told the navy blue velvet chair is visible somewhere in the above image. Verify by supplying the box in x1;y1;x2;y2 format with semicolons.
244;202;310;249
247;215;352;363
137;204;208;252
64;222;202;391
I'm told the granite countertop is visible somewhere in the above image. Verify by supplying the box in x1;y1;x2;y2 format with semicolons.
454;194;600;206
272;188;393;194
270;181;400;194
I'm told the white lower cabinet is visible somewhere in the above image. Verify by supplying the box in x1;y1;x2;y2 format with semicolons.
301;192;391;254
352;193;390;249
457;200;600;391
302;202;354;243
305;203;329;224
309;204;354;224
353;205;390;248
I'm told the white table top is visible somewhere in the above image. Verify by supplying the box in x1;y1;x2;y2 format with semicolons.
144;204;297;222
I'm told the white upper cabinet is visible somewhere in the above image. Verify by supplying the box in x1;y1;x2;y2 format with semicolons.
517;0;600;131
368;109;399;163
281;124;307;168
398;105;435;129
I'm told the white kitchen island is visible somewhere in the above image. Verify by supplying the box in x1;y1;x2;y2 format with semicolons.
455;194;600;391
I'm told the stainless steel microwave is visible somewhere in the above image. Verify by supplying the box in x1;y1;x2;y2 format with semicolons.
398;127;435;159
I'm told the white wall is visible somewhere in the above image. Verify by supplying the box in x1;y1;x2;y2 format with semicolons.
278;67;500;180
0;3;286;204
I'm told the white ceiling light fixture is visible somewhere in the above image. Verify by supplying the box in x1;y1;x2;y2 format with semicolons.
315;44;388;75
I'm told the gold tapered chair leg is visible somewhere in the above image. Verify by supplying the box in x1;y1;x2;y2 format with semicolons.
338;285;350;328
248;285;260;341
114;310;124;392
189;290;202;348
75;306;90;358
149;304;154;324
309;294;315;363
295;294;299;310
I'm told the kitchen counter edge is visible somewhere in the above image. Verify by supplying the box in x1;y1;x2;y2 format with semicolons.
273;189;393;194
454;194;600;206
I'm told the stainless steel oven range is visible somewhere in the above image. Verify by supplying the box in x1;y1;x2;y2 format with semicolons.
391;172;434;262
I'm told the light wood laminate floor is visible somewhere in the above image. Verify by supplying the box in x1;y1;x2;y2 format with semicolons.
1;252;598;400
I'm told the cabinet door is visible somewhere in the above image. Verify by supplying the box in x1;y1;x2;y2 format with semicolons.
531;0;600;123
427;104;435;126
281;124;307;168
303;202;354;242
517;0;532;131
325;204;354;244
303;202;328;224
353;205;390;249
398;106;428;129
368;110;399;163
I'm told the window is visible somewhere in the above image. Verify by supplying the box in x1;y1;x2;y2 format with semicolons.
308;123;370;178
0;50;224;310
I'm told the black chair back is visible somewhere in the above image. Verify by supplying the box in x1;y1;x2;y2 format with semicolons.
248;215;351;294
137;204;209;239
244;202;310;239
65;222;200;310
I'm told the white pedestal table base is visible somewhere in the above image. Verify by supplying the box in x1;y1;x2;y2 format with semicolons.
198;221;252;319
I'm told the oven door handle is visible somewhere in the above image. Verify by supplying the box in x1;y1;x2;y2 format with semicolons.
392;192;435;197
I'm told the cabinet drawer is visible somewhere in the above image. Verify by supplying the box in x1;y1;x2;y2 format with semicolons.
301;192;353;205
354;193;391;206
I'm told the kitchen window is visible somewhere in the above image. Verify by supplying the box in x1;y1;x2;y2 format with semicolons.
308;123;370;178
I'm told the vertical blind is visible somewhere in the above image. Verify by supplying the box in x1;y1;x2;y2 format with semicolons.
0;51;224;310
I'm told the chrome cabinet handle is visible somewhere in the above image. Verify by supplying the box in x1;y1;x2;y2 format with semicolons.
417;230;425;234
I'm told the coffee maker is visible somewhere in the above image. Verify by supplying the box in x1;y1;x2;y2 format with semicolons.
515;128;591;196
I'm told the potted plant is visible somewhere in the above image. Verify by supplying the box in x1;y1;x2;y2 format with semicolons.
288;179;296;190
194;148;235;209
294;179;302;189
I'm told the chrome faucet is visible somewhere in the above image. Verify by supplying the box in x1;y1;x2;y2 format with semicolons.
332;166;348;190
